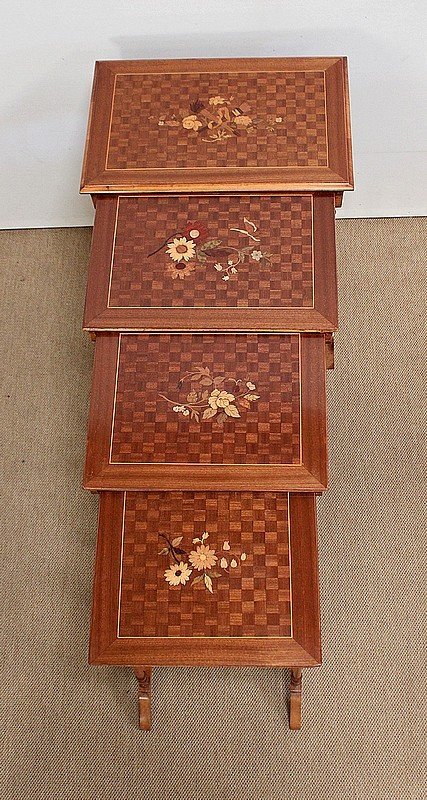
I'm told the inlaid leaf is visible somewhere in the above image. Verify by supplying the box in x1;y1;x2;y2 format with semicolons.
239;398;251;409
190;409;200;421
224;404;240;418
199;238;222;252
216;412;227;424
244;394;260;401
171;537;183;547
213;376;225;386
197;250;207;263
208;570;222;578
207;247;233;259
204;574;213;593
202;406;217;420
199;377;213;386
158;548;169;555
192;574;204;586
190;99;204;114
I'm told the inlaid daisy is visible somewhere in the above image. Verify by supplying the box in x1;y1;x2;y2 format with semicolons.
166;237;196;263
189;544;218;572
164;562;192;586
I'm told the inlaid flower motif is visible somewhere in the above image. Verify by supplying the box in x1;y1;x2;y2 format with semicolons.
166;260;196;280
158;365;260;424
164;561;192;586
209;95;226;106
166;237;196;263
159;531;249;594
148;216;271;284
208;389;235;410
189;544;218;571
234;114;252;127
182;114;203;131
157;94;285;142
183;221;208;241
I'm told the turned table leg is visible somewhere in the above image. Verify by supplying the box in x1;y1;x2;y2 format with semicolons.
289;668;302;730
134;667;152;730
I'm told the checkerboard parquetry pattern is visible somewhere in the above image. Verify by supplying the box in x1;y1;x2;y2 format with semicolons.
110;334;301;465
118;492;292;638
108;195;314;309
106;71;327;170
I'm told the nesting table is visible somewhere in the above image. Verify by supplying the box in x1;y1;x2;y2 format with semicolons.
80;56;353;729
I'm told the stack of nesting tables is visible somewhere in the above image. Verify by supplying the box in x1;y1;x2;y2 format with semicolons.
80;57;353;730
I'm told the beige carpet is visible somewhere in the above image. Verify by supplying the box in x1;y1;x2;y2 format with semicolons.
1;219;426;800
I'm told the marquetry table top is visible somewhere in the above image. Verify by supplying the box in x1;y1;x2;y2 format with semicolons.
84;192;337;332
83;332;327;492
90;491;321;667
81;57;353;193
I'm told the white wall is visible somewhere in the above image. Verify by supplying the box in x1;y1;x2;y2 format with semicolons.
1;0;426;229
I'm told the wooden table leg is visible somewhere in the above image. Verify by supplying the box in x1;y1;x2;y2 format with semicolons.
289;668;302;730
325;333;334;370
134;667;152;730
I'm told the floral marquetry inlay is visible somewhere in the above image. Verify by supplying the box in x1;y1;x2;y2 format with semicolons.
159;531;248;594
148;216;271;284
113;491;293;639
157;94;285;143
158;365;260;424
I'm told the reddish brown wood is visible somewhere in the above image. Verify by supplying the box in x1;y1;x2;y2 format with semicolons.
325;333;335;369
289;494;321;664
83;333;327;492
289;668;302;729
89;491;321;667
81;58;353;194
134;668;152;730
83;192;338;332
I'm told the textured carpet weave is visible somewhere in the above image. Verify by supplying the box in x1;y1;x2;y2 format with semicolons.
0;218;426;799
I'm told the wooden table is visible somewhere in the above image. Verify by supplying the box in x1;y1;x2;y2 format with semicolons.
80;56;353;730
84;332;327;492
91;491;320;730
84;192;337;332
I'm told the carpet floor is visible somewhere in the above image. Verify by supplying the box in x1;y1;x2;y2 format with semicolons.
0;218;426;799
